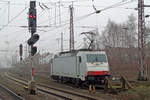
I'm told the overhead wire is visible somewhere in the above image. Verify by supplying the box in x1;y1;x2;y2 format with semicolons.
100;0;134;11
0;1;53;46
8;29;27;41
43;0;90;5
0;2;28;55
38;0;96;26
37;2;53;18
1;28;25;37
0;7;28;32
0;2;26;6
40;0;136;33
73;4;136;10
38;10;68;25
39;10;96;32
0;5;7;27
37;0;136;45
6;0;134;33
5;0;135;53
0;0;136;52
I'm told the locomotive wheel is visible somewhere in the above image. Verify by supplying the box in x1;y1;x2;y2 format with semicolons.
80;83;85;89
75;79;80;88
80;82;88;89
60;77;64;83
75;82;80;88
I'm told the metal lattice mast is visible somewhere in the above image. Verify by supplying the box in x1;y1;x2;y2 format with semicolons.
69;4;74;51
138;0;147;80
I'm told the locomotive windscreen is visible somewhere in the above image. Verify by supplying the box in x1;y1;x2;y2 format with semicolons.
87;54;107;63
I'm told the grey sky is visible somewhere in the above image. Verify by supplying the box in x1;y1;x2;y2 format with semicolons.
0;0;150;65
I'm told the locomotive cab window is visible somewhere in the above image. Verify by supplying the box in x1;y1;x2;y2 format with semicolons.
87;54;107;63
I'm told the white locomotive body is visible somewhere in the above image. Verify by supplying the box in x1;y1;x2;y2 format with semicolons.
51;50;110;86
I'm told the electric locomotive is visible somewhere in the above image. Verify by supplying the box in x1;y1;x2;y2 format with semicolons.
51;49;110;87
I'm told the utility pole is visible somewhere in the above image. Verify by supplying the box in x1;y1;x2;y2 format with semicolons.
69;4;74;51
59;1;61;25
138;1;150;81
61;32;63;52
138;0;147;80
55;3;57;26
56;38;60;51
8;1;10;23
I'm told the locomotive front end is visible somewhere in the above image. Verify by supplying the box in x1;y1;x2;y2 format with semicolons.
86;52;110;84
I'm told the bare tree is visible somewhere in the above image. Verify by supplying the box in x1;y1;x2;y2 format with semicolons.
101;14;137;48
124;14;137;47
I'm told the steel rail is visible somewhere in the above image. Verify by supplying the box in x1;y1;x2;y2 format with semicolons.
0;83;25;100
38;83;97;100
6;73;98;100
4;74;74;100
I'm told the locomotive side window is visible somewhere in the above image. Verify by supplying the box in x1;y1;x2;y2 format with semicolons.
79;56;82;63
87;54;107;63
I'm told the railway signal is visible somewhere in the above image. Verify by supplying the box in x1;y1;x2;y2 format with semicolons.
28;1;39;56
19;44;23;61
30;1;36;9
27;34;39;46
29;1;37;34
31;46;37;56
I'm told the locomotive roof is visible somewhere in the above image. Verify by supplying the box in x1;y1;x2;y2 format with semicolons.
53;49;106;58
59;49;105;55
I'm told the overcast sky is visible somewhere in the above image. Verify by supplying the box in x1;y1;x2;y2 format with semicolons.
0;0;150;66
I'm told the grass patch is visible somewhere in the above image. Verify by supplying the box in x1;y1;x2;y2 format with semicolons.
116;82;150;100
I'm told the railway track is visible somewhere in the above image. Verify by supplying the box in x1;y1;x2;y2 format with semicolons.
0;83;25;100
5;73;99;100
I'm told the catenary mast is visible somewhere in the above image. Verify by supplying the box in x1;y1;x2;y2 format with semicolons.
138;0;147;80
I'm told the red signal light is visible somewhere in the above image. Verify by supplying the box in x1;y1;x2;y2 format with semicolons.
29;15;33;18
33;15;36;19
29;15;36;19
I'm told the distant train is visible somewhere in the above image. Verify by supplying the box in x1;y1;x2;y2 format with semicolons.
50;49;110;87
